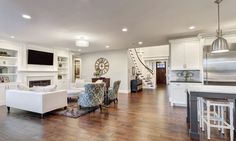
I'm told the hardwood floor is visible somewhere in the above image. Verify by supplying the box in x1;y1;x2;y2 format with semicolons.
0;86;232;141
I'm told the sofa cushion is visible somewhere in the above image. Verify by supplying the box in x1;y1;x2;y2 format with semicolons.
74;79;85;88
95;80;103;83
31;85;57;92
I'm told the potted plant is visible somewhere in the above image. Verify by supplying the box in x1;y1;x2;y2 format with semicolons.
93;68;101;78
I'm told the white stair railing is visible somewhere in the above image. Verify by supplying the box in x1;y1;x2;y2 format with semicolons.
129;48;155;89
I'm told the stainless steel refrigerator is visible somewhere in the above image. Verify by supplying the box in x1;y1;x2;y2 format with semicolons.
204;43;236;86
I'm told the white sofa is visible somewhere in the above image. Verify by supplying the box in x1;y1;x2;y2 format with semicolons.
6;90;67;116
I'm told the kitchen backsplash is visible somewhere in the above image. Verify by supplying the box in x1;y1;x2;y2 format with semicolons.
170;70;201;81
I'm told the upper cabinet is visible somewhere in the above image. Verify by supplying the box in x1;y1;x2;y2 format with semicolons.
170;38;202;70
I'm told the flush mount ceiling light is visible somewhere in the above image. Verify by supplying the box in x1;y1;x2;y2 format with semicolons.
122;28;128;32
10;36;15;39
75;36;89;47
189;26;195;30
78;49;82;52
105;45;110;48
211;0;229;53
22;14;31;19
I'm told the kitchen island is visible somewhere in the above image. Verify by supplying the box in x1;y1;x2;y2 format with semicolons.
187;85;236;140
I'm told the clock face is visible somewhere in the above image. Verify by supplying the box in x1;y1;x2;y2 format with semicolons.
95;58;109;75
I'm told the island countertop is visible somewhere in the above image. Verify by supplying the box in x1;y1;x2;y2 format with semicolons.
188;85;236;94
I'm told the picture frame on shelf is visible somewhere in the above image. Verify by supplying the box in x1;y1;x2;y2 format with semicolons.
0;76;4;83
4;76;10;83
132;66;136;76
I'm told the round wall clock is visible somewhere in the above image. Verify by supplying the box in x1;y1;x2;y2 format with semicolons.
95;58;109;75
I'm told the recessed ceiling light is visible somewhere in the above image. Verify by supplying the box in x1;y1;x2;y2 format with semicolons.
189;26;195;30
10;36;15;39
105;45;110;48
22;14;31;19
122;28;128;32
138;41;143;45
78;49;82;52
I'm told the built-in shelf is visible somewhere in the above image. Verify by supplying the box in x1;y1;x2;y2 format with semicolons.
0;48;18;83
18;70;58;73
0;73;17;76
58;62;67;64
58;68;67;70
0;56;17;60
0;65;17;67
57;56;68;80
59;73;67;75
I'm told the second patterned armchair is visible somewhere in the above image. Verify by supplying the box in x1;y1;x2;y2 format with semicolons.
78;83;105;110
108;80;121;104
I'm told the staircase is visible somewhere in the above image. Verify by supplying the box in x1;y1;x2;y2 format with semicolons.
129;48;155;89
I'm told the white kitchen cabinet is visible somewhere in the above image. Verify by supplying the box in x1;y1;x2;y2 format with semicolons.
169;83;202;107
185;41;200;69
171;42;186;70
169;83;187;106
170;38;201;70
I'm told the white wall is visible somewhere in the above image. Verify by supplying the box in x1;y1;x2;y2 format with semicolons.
80;49;129;93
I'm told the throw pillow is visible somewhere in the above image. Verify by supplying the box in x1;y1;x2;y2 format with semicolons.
31;85;57;92
17;84;30;91
95;80;103;83
74;79;85;88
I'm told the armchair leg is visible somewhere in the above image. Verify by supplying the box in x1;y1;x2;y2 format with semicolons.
99;104;102;112
7;107;10;113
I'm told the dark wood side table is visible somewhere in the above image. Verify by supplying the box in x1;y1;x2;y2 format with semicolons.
131;79;143;93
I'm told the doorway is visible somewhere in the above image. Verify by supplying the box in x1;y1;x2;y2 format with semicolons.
156;62;166;85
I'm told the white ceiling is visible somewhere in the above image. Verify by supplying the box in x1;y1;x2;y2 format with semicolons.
0;0;236;53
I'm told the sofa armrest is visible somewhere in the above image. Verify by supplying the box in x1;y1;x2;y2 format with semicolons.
42;90;67;113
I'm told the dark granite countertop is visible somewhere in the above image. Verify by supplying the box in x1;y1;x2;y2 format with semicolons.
170;80;202;83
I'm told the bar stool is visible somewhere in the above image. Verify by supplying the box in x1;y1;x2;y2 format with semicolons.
200;98;234;141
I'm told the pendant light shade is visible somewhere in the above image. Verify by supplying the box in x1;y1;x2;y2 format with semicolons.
211;0;229;53
212;36;229;53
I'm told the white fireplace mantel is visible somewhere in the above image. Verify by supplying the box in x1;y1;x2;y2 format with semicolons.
18;70;58;73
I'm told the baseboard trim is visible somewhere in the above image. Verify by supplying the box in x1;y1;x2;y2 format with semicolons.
172;103;187;107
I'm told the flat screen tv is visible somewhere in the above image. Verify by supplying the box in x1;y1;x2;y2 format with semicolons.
27;49;54;65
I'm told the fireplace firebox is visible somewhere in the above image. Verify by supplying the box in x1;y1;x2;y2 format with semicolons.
29;80;51;88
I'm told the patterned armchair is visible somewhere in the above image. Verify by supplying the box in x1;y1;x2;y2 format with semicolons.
108;80;121;104
78;83;105;110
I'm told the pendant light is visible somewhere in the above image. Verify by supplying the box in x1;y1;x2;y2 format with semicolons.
211;0;229;53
